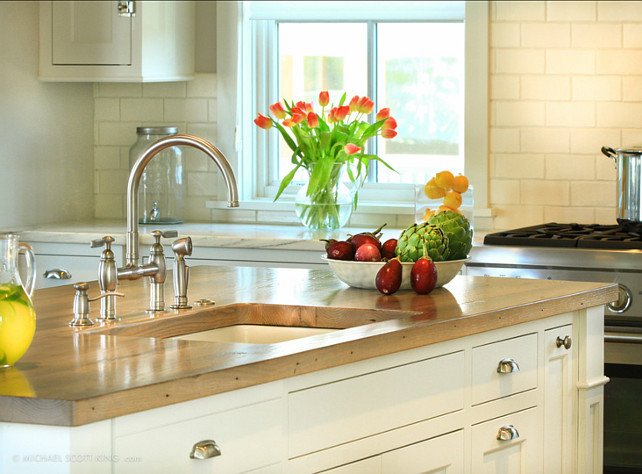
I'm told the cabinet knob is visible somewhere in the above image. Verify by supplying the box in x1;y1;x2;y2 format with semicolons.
555;336;572;350
497;424;520;441
190;440;221;460
497;358;520;374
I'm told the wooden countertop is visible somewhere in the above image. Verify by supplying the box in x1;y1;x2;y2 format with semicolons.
0;266;617;427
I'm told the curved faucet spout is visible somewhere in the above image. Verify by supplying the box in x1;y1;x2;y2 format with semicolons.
125;134;239;266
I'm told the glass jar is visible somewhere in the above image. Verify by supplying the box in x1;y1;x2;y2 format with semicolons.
129;126;186;225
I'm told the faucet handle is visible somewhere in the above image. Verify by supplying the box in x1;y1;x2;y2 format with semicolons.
69;282;124;327
151;230;178;244
91;236;115;250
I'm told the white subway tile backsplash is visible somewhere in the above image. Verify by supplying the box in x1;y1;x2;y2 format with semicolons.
491;23;520;48
596;50;642;75
187;171;219;196
595;207;616;224
623;23;642;48
544;206;595;224
493;204;544;229
521;75;570;100
547;1;596;22
96;82;141;98
595;154;618;181
495;49;546;74
491;75;520;100
522;179;570;205
545;154;595;180
597;102;642;127
494;1;545;22
164;98;208;122
95;194;124;219
490;178;521;204
622;77;642;101
98;122;139;147
570;128;621;154
120;98;164;122
94;146;121;170
142;82;186;98
546;50;595;74
186;74;217;97
94;98;120;121
572;23;622;49
546;102;595;127
495;101;546;126
598;1;642;22
621;130;642;146
572;76;621;101
522;23;570;48
494;153;545;178
570;181;616;206
490;128;521;153
521;128;570;153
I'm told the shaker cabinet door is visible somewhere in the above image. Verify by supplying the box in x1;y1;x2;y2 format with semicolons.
51;1;132;65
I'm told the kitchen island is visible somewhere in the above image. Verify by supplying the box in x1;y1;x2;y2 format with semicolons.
0;265;616;473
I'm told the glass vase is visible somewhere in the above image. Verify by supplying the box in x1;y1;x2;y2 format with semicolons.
295;163;354;231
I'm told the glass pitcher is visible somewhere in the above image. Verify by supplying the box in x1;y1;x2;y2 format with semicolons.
0;233;36;368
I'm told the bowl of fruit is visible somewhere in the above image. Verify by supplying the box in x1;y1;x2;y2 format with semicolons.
322;207;473;295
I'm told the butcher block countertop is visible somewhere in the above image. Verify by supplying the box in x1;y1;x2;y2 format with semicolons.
0;265;617;427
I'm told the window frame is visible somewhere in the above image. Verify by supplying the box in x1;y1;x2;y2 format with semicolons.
223;1;488;217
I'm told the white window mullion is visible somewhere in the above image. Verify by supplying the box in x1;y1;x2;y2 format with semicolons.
366;20;378;183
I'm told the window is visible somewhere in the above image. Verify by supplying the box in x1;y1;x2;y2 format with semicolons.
230;1;488;213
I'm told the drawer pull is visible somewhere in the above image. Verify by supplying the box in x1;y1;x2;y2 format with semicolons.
497;358;520;373
556;335;572;350
497;424;520;441
43;268;72;280
190;440;221;460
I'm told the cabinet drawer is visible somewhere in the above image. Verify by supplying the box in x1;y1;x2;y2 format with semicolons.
113;398;281;473
471;407;541;473
472;333;538;405
288;351;465;458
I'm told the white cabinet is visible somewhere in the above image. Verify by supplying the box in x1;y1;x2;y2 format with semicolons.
39;1;195;82
471;407;541;473
0;309;607;474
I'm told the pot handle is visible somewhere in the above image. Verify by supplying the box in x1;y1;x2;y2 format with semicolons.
601;146;618;169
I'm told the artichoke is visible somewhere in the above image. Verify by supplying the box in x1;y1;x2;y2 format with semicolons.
395;222;450;262
428;210;473;260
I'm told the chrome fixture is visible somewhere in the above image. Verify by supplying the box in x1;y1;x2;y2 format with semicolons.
91;236;118;320
110;135;239;313
170;236;193;309
496;358;520;374
70;282;124;327
190;440;221;460
496;425;519;441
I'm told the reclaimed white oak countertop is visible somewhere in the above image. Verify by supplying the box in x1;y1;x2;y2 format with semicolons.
0;265;617;427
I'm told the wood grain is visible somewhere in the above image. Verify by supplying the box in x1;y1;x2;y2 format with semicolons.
0;265;618;426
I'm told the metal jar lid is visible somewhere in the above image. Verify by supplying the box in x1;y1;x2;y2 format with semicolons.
136;126;178;135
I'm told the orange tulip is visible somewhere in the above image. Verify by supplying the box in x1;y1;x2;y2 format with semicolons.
349;95;360;112
376;108;390;121
344;143;361;155
358;96;374;114
319;90;329;107
282;118;295;127
336;105;350;121
290;107;307;124
381;128;397;139
307;112;319;128
382;116;397;130
254;113;273;130
269;102;286;120
296;101;313;113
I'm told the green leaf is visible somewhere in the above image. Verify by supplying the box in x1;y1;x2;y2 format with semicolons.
338;92;347;106
274;164;302;201
307;155;334;197
273;122;300;155
361;118;388;138
361;154;398;172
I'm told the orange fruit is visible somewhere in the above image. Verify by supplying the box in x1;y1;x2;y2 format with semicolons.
423;208;435;221
435;171;455;190
438;205;462;215
443;191;462;209
451;174;469;193
424;178;446;199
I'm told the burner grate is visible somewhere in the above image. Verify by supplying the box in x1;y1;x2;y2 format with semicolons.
484;223;642;250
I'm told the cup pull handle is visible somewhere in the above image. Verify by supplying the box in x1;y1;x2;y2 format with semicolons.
497;424;520;441
497;358;520;373
44;268;72;280
190;440;221;460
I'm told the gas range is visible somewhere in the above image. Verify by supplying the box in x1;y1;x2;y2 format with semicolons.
467;222;642;329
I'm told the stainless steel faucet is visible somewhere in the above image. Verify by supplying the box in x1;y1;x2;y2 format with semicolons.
109;134;239;313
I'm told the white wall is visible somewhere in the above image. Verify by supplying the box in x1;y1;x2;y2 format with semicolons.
0;1;94;230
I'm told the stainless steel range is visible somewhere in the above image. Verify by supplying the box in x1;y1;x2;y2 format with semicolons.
467;223;642;473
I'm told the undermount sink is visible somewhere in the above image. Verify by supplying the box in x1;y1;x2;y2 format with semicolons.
172;325;338;344
87;302;411;345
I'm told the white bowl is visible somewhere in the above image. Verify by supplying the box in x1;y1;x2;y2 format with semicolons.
321;255;469;290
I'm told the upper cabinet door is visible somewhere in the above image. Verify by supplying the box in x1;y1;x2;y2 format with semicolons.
51;1;132;66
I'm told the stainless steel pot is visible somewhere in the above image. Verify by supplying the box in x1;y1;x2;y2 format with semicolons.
602;146;642;232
